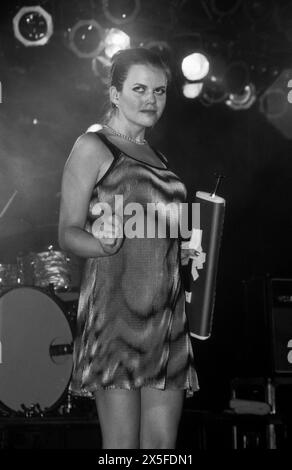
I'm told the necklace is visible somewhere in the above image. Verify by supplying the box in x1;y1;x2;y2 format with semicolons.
104;124;147;145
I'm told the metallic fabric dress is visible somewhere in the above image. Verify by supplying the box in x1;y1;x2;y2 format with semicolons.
70;132;199;398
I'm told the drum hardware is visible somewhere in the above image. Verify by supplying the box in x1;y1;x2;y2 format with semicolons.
49;343;73;358
59;391;73;416
0;263;21;287
30;247;71;291
15;246;81;292
20;403;45;418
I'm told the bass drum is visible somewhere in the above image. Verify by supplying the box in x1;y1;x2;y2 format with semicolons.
0;287;73;414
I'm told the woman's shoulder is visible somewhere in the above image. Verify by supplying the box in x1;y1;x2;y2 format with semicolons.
74;131;109;153
66;131;114;168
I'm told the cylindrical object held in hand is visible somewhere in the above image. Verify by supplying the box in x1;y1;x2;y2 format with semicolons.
185;191;225;340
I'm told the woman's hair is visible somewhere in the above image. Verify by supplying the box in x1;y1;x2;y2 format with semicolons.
109;47;171;91
101;47;171;122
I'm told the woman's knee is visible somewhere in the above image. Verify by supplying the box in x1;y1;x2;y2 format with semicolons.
140;429;177;449
140;388;184;449
102;429;140;449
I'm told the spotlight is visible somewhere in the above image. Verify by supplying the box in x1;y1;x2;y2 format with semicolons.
182;82;203;99
68;20;104;59
225;84;256;110
259;88;288;119
103;28;130;58
258;69;292;139
181;53;210;81
13;6;53;47
102;0;141;25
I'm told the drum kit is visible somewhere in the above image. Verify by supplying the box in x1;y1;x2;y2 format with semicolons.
0;220;85;418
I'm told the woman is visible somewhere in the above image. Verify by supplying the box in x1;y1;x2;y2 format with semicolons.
58;47;199;449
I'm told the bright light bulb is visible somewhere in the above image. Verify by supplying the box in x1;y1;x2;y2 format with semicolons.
183;82;203;99
104;28;130;58
181;53;209;81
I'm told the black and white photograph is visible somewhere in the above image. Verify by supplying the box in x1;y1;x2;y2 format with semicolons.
0;0;292;459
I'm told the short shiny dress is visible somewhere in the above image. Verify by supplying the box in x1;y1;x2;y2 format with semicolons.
70;132;199;398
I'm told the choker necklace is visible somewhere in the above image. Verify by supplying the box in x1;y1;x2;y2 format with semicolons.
104;124;147;145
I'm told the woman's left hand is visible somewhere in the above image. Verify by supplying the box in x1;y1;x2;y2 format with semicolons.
180;246;200;266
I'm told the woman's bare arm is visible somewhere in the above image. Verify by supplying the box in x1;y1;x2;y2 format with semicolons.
58;133;123;258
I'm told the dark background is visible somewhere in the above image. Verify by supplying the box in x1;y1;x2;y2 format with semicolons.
1;0;292;413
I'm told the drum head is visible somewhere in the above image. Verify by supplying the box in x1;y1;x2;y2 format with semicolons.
0;287;73;413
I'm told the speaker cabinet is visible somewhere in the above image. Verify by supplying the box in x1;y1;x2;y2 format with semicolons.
243;277;292;375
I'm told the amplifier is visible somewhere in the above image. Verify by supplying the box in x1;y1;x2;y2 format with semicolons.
243;277;292;375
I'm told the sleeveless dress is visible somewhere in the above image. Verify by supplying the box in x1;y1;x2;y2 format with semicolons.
70;132;199;398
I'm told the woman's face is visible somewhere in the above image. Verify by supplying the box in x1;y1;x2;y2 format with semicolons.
110;64;167;129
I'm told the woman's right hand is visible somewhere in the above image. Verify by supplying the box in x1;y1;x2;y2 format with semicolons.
92;214;124;255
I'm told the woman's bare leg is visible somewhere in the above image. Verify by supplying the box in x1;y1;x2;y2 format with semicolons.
140;388;184;449
95;388;141;449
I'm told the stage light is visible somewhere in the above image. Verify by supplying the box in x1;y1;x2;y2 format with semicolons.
225;83;256;110
102;0;141;25
259;88;288;119
182;82;203;99
259;69;292;139
68;20;104;59
181;53;210;81
103;28;130;58
13;6;53;47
